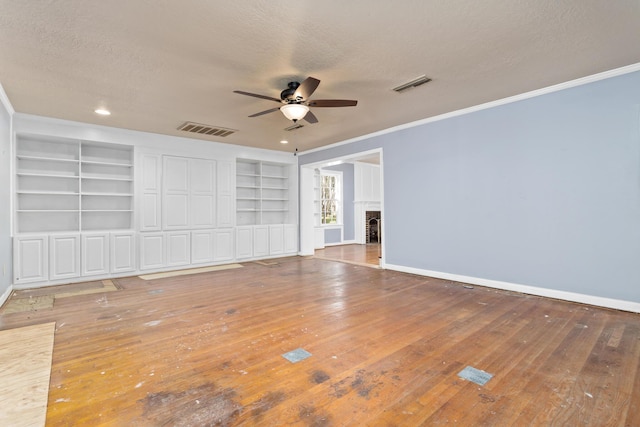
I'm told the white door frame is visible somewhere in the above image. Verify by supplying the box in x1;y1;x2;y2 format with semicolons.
298;148;385;266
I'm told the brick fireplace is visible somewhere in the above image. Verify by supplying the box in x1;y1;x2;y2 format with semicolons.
365;211;381;243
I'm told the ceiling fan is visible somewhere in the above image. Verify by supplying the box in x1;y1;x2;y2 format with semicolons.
234;77;357;123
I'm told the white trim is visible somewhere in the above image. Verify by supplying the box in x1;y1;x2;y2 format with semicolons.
385;263;640;314
324;239;358;247
300;62;640;156
0;82;15;115
301;148;382;169
0;284;13;308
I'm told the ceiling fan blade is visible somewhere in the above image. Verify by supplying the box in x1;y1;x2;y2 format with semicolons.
304;110;319;124
308;99;358;107
248;107;281;117
293;77;320;100
233;90;282;104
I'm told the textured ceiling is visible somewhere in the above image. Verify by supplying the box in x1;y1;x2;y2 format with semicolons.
1;1;639;153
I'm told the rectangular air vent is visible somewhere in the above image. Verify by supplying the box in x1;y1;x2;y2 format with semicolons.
177;122;237;137
285;123;304;131
392;75;432;93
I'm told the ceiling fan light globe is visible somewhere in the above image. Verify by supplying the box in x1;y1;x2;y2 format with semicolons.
281;103;309;121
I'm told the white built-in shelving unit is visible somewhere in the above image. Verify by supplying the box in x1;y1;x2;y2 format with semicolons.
15;134;133;233
236;159;290;226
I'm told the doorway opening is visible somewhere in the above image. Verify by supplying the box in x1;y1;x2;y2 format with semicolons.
299;148;384;269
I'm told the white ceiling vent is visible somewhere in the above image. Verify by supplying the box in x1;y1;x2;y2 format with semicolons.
392;75;432;93
285;123;304;132
177;122;237;137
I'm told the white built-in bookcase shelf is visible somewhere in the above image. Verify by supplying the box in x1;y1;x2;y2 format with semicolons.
236;159;290;225
15;134;134;233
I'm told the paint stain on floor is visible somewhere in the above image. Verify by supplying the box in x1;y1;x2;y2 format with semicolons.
299;404;332;427
250;391;287;420
311;370;331;384
139;382;242;426
329;369;384;400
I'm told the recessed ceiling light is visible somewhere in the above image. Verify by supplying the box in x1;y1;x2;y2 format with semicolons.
94;108;111;116
280;140;288;144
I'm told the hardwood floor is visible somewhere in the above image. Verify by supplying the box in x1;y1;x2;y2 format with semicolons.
314;243;381;267
1;256;639;426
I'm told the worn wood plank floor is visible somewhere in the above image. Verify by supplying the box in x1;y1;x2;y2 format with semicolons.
315;243;381;267
0;255;638;426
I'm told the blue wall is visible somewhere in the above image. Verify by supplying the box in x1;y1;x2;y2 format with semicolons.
323;163;355;242
324;227;343;244
300;70;640;303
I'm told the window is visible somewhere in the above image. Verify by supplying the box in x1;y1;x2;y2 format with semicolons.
320;172;342;225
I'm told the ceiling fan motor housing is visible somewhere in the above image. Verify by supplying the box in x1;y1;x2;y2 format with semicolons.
281;81;302;102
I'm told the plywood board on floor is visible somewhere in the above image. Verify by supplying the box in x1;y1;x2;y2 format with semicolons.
54;280;119;299
138;264;243;280
1;295;54;314
0;322;56;427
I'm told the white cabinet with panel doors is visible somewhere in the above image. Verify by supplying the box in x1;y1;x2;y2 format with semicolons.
139;232;165;271
253;225;270;257
110;232;136;274
213;228;235;262
235;226;253;260
49;234;81;281
284;224;298;254
140;153;162;231
162;156;216;230
13;235;49;284
233;224;296;260
82;231;136;277
82;233;109;276
166;231;191;267
191;230;215;265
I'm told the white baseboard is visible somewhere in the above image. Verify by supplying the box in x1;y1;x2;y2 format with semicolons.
0;284;14;308
324;240;359;247
384;263;640;313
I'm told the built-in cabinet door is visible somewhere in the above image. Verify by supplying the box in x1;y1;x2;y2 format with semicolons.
166;231;191;267
139;232;165;270
13;235;48;284
164;193;189;229
49;234;80;280
284;224;297;254
269;225;284;255
217;194;234;228
163;156;216;230
82;233;109;276
111;232;136;273
142;193;162;231
253;225;269;257
140;154;162;231
217;161;234;228
163;156;190;229
235;226;253;259
191;194;215;228
190;159;216;228
214;229;234;262
191;230;215;265
217;161;234;194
